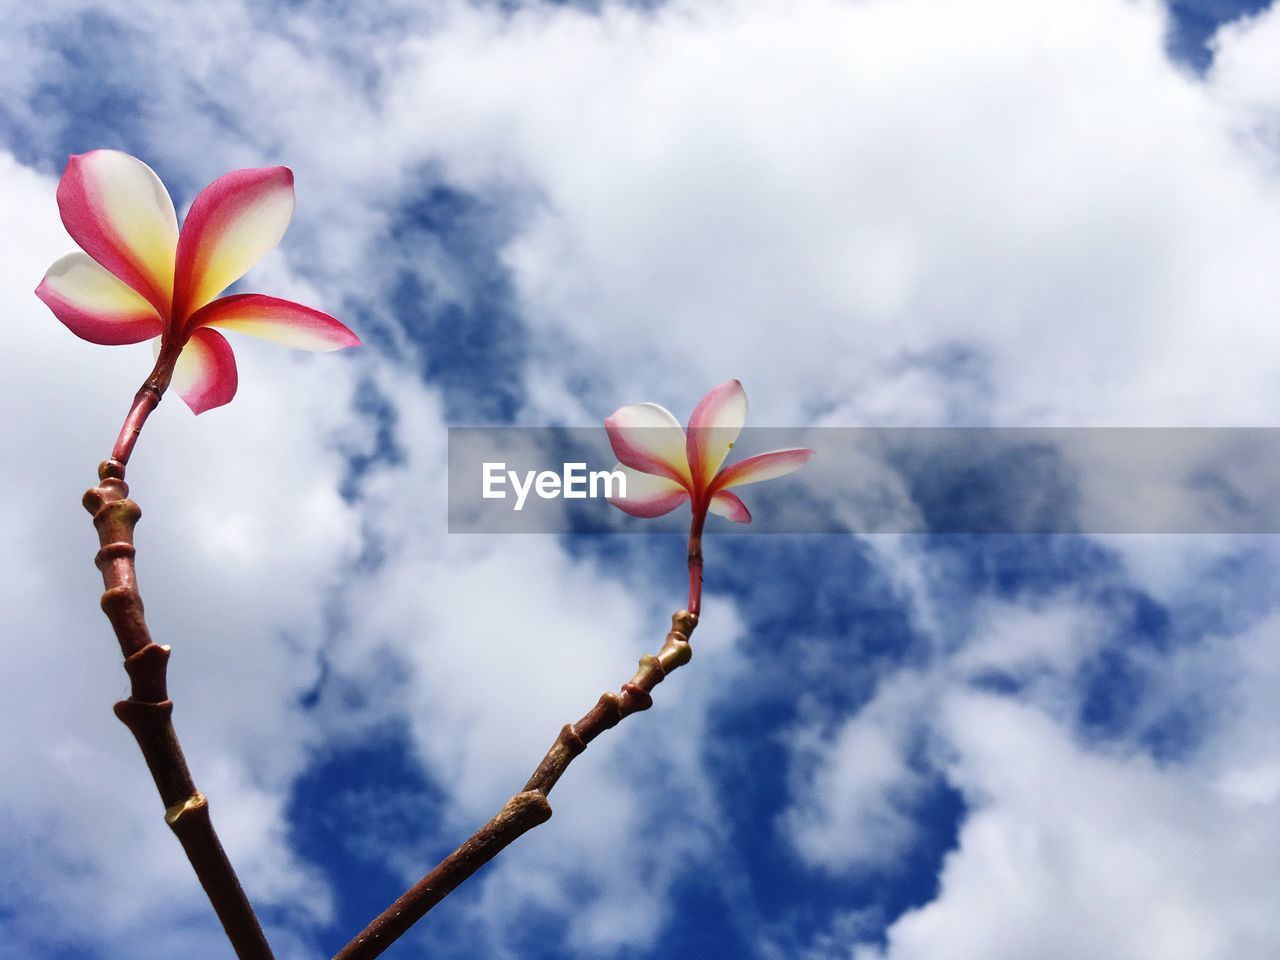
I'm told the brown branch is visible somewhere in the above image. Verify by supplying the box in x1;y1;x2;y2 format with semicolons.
84;457;275;960
333;607;699;960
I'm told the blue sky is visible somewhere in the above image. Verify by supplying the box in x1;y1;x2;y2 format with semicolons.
3;2;1280;959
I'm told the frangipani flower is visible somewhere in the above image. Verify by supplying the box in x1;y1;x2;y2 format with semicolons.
605;379;813;524
35;149;359;414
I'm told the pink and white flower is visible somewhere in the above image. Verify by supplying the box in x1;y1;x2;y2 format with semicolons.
36;149;359;414
605;379;813;524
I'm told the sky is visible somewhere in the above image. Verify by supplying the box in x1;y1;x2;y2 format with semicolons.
1;1;1279;958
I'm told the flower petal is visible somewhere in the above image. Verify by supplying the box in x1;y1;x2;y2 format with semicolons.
607;464;690;518
172;166;295;322
190;294;360;351
170;328;239;414
708;490;752;523
604;402;693;486
687;379;748;492
56;150;178;315
713;448;815;490
35;252;164;345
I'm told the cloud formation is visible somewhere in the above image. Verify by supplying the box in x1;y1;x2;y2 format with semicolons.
2;2;1280;959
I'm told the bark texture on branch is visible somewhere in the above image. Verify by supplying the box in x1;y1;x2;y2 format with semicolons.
84;457;275;960
333;608;698;960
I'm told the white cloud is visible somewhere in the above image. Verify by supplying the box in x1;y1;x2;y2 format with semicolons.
1209;3;1280;155
387;0;1280;427
779;521;1280;958
778;585;1106;882
782;672;934;872
860;689;1280;960
959;598;1107;678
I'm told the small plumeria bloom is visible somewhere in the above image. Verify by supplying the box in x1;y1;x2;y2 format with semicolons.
605;379;814;524
35;149;359;413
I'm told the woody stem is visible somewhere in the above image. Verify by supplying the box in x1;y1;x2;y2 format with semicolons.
332;606;700;960
85;376;274;959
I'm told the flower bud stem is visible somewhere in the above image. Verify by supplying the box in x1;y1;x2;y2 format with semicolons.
110;343;180;464
688;508;706;617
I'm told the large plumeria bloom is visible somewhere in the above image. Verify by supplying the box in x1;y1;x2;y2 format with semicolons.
35;150;359;414
605;379;814;524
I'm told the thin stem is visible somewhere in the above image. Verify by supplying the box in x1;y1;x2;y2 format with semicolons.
687;509;706;618
85;391;274;957
333;608;699;960
112;342;180;465
112;387;161;464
